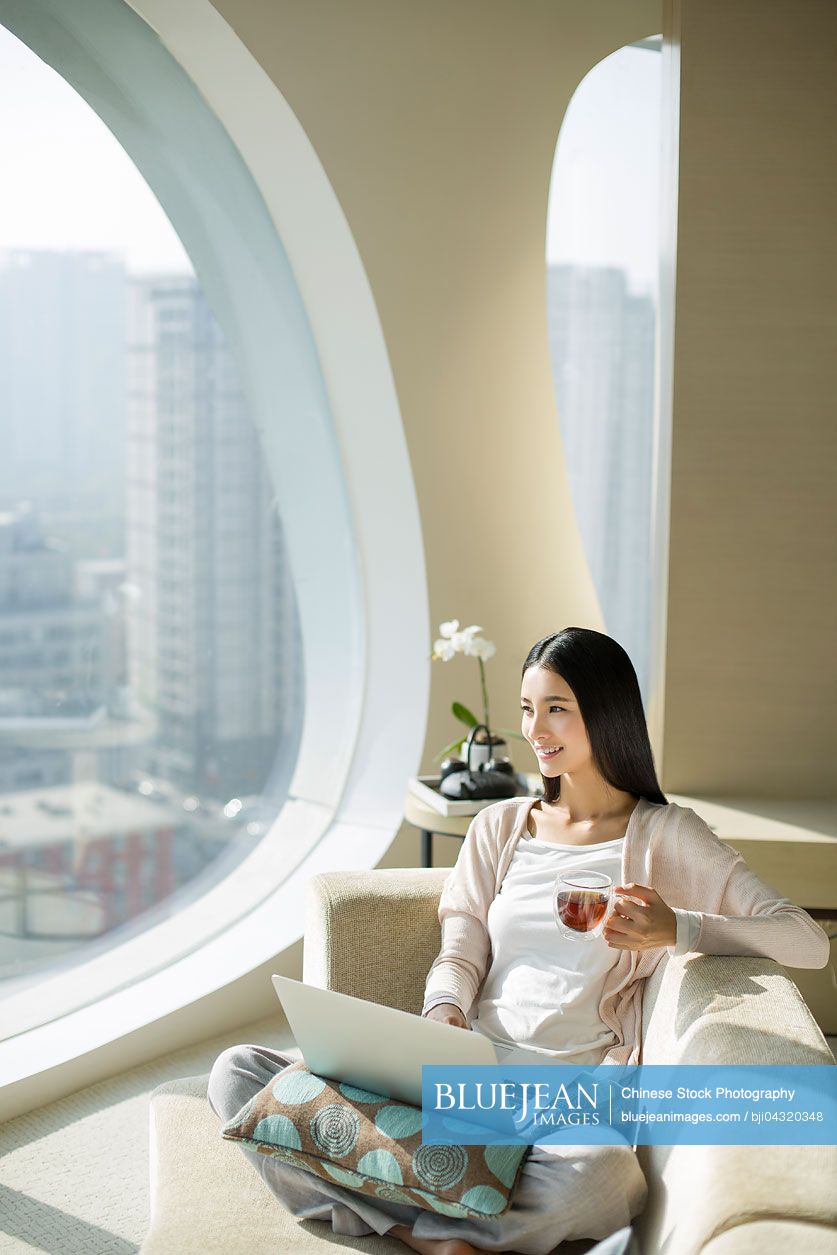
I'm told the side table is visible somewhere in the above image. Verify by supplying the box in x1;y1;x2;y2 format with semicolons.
403;791;472;868
404;779;542;867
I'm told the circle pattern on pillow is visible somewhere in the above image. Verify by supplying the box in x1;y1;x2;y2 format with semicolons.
259;1145;305;1169
357;1148;403;1183
272;1068;326;1104
375;1184;417;1205
484;1143;525;1187
253;1113;302;1149
375;1103;424;1139
414;1187;471;1217
461;1184;509;1214
412;1143;467;1190
310;1103;360;1157
322;1162;368;1189
339;1081;387;1103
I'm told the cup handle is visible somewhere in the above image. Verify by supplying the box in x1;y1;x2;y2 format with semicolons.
601;889;617;929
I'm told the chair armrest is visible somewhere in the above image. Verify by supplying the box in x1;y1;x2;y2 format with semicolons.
302;868;448;1013
641;953;834;1065
636;953;836;1255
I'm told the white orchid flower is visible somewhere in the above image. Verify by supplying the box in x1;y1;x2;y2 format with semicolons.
468;637;496;661
461;629;484;656
434;619;496;661
433;636;458;661
437;622;482;656
430;617;499;756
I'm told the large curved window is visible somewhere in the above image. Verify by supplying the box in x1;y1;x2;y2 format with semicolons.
0;0;425;1082
546;38;662;702
0;0;374;1046
0;20;306;1001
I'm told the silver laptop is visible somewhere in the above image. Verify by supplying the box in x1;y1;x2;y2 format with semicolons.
271;974;499;1106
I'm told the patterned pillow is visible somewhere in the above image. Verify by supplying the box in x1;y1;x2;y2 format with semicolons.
219;1059;529;1219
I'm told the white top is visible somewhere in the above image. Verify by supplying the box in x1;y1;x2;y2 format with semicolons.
421;796;829;1071
422;823;702;1059
467;835;625;1065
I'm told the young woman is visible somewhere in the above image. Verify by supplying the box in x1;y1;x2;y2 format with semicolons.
208;627;828;1255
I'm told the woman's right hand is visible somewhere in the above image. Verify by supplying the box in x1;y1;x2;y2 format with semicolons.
424;1003;468;1029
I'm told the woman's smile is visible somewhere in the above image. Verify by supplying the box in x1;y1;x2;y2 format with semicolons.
535;746;563;760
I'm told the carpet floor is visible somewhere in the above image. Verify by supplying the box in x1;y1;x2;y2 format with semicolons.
0;1011;293;1255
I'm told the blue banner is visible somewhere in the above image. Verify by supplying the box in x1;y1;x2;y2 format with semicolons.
420;1064;837;1146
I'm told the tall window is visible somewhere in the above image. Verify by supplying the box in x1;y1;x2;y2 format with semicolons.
0;23;304;998
546;38;662;703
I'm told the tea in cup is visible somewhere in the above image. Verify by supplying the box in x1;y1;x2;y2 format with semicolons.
553;871;613;941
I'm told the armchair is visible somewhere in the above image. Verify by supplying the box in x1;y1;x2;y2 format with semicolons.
142;868;836;1254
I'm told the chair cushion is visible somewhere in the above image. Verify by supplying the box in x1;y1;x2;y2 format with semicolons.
700;1219;837;1255
219;1059;529;1219
142;1074;402;1253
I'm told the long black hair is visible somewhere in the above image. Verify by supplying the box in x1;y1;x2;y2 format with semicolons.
522;627;667;806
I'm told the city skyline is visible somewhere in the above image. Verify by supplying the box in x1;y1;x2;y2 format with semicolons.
0;259;305;988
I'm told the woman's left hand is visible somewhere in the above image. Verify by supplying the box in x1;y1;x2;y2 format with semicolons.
603;883;677;950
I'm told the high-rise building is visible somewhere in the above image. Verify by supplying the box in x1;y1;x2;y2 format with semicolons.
547;264;656;699
0;250;126;529
126;276;303;801
0;504;115;791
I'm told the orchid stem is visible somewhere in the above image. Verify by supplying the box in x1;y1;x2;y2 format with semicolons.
478;657;490;736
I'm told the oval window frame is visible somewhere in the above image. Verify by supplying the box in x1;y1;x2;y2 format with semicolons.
0;0;427;1084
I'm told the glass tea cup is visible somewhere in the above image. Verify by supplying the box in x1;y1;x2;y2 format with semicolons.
552;871;614;942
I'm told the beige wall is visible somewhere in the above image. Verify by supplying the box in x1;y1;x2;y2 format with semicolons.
209;0;663;861
210;0;837;814
660;0;837;797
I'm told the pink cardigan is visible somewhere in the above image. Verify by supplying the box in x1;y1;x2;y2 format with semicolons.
421;795;830;1065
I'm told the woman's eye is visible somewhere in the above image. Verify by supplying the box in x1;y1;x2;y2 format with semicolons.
520;707;564;714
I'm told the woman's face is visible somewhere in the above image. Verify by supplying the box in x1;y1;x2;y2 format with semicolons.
520;665;591;777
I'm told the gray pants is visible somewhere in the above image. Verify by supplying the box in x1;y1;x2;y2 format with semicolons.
207;1044;647;1255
